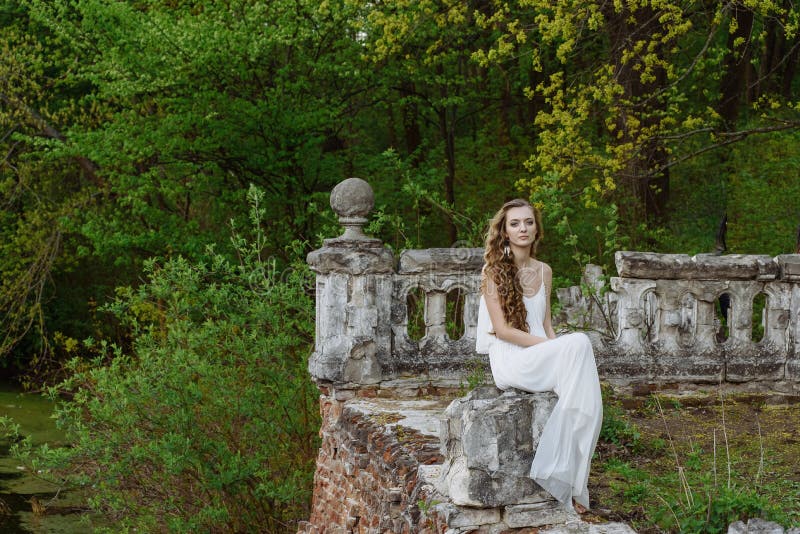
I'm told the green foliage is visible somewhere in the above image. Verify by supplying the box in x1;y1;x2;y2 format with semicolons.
600;388;641;451
598;392;796;533
531;171;631;285
26;187;318;532
652;472;780;533
459;358;488;393
605;455;785;533
725;129;800;255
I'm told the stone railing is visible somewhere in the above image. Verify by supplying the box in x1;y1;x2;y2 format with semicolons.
307;177;485;391
308;178;800;392
571;252;800;387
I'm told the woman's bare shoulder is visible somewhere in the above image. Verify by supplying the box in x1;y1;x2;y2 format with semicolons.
539;260;553;276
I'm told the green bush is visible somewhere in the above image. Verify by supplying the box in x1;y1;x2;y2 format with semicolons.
36;187;318;532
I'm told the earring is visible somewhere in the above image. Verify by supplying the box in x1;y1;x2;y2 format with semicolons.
503;241;510;258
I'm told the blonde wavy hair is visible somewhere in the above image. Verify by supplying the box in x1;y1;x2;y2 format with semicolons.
481;199;543;333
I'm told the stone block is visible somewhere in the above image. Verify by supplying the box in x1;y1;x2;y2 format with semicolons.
728;518;785;533
307;245;394;275
615;251;693;278
437;386;557;507
776;254;800;281
539;521;638;533
725;343;787;383
615;251;778;280
398;248;484;274
588;523;639;533
504;502;570;528
433;502;502;528
692;254;777;280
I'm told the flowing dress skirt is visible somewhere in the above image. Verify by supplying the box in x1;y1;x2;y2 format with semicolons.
488;332;603;509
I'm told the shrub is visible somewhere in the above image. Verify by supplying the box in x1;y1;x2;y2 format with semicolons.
35;186;318;532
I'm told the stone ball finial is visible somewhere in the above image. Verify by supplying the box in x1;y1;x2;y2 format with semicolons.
330;178;375;241
330;177;374;218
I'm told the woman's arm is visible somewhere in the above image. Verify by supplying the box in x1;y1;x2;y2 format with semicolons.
483;276;549;347
541;263;557;339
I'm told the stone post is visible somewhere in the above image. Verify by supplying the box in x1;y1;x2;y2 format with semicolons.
778;255;800;381
306;178;394;388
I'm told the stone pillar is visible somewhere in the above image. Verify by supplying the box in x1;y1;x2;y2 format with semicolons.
306;178;394;387
691;282;721;353
763;283;792;350
654;279;686;353
777;255;800;381
605;276;656;380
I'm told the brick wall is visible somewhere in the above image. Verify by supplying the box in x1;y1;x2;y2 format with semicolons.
297;390;445;534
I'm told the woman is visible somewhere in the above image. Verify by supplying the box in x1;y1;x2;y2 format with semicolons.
475;198;602;512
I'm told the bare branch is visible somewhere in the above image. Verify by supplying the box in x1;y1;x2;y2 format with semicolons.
0;91;103;187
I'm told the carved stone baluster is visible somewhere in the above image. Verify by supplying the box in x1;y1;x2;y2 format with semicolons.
654;280;685;354
762;283;791;351
777;255;800;380
689;282;723;353
606;277;656;380
463;291;480;341
790;282;800;380
726;282;760;346
425;290;447;341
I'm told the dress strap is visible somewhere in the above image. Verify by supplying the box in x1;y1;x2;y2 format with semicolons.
540;261;545;295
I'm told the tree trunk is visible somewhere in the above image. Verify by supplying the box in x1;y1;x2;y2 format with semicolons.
605;4;670;224
399;81;422;165
718;3;754;128
438;104;458;245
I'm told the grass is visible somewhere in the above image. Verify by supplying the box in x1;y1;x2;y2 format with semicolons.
589;387;800;533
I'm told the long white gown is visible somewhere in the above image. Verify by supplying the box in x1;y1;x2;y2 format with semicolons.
476;278;602;510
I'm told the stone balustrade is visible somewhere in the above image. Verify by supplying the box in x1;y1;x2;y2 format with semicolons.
588;251;800;386
308;178;800;393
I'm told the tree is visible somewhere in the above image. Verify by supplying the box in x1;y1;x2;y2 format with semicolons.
473;0;800;248
0;0;373;367
357;0;535;244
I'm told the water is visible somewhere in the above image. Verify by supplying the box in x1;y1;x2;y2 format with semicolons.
0;383;98;533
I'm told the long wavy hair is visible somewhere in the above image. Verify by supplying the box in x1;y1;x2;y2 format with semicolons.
481;199;543;332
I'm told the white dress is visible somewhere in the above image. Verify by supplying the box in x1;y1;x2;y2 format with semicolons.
476;276;602;510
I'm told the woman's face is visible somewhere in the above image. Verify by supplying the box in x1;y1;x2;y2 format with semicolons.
504;205;536;249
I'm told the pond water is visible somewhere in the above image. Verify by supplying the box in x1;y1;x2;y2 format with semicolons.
0;382;99;533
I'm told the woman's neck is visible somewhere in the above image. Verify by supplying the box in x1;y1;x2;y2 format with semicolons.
511;245;533;268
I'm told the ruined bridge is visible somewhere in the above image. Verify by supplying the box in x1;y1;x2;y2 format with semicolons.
298;178;800;534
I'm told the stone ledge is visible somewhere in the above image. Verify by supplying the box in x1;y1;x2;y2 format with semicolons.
307;245;394;275
615;252;779;280
301;392;639;533
398;248;485;274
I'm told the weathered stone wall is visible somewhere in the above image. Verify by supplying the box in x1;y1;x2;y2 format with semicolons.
308;182;800;391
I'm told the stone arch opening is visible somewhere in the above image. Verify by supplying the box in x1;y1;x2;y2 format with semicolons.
715;293;731;343
445;287;466;341
751;292;768;343
405;286;426;341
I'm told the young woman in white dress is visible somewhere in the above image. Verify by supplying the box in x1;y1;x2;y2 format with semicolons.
475;198;603;512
